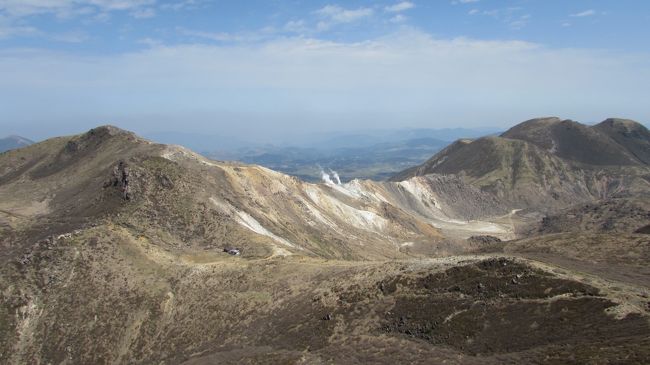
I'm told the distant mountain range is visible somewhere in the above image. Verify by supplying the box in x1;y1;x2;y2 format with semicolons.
145;127;499;152
0;135;33;153
199;127;500;182
207;137;451;182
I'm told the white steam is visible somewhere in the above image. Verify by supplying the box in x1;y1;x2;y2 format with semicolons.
319;166;341;185
330;169;342;185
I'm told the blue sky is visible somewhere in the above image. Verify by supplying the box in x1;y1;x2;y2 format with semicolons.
1;0;649;141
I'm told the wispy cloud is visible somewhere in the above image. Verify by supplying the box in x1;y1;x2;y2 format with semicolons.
389;14;407;23
160;0;202;12
0;23;39;39
137;37;163;47
470;7;530;29
452;0;480;4
316;5;373;23
385;2;415;13
130;7;156;19
3;29;648;137
177;26;275;43
0;0;156;18
571;9;596;17
283;20;308;33
509;14;530;30
0;0;163;38
0;15;90;42
315;4;373;31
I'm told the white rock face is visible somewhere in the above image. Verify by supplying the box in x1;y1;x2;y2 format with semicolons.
209;197;295;256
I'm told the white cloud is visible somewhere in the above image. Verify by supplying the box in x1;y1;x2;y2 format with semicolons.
509;14;530;29
473;7;530;28
176;26;276;43
0;0;156;17
160;0;201;11
130;7;155;18
315;5;373;25
482;9;499;17
389;14;407;23
385;2;415;13
2;29;648;136
137;37;162;46
0;15;89;41
571;9;596;17
452;0;479;4
0;0;160;38
284;20;307;33
177;28;242;42
0;24;39;39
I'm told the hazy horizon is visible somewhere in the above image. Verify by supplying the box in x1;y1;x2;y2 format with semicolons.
2;1;649;141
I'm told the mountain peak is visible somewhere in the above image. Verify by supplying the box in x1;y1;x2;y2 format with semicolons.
597;118;647;131
522;116;562;125
0;135;34;153
594;118;650;165
500;117;643;165
85;125;132;137
65;125;139;152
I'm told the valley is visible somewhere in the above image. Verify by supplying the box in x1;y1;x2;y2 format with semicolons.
1;118;649;364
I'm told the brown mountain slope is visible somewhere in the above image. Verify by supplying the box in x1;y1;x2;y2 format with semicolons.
0;126;425;261
500;117;642;166
2;126;650;364
594;118;650;165
392;117;650;211
0;126;524;264
393;135;650;210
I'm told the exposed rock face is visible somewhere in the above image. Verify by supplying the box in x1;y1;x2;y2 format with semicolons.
412;174;507;220
105;161;131;200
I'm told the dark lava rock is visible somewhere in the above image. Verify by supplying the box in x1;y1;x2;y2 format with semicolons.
635;224;650;234
380;258;650;357
467;235;502;245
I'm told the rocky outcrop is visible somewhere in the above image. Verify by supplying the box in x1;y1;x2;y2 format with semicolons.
634;225;650;234
105;161;131;200
467;235;502;245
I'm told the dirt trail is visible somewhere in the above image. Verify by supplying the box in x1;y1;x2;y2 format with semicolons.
0;209;28;219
